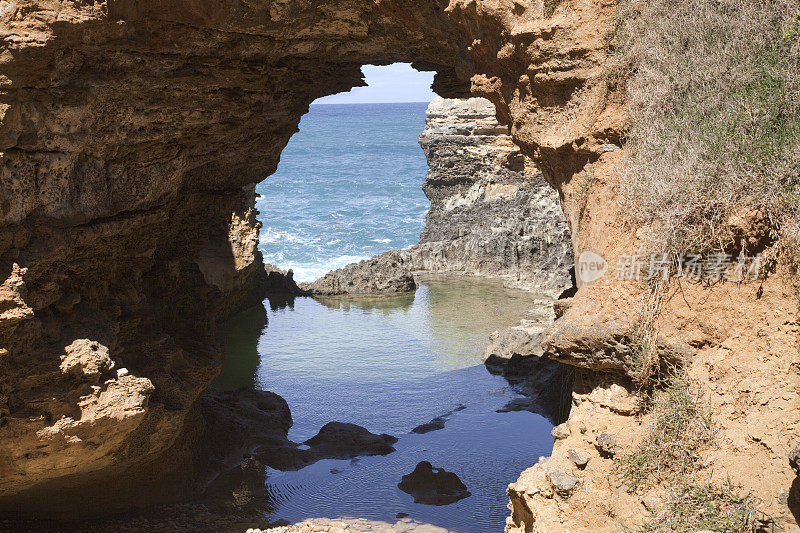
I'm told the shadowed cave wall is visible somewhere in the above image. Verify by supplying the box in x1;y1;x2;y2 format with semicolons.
0;0;620;516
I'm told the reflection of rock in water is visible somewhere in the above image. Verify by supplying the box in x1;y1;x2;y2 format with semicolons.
298;98;574;299
200;391;401;512
264;263;311;311
312;290;416;315
302;255;417;295
215;305;269;391
417;277;550;368
398;461;471;505
486;353;574;425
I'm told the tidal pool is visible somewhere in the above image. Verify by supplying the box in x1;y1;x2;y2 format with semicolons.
216;276;563;532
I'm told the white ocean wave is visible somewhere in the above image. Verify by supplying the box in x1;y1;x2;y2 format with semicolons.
371;238;392;244
261;227;318;246
282;254;370;283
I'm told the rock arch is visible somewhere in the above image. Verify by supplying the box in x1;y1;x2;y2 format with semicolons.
0;0;619;516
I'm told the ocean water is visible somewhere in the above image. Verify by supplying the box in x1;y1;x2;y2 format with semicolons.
257;103;431;282
215;102;563;531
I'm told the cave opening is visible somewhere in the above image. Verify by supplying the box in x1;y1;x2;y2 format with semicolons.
0;3;587;527
258;63;435;283
207;64;576;531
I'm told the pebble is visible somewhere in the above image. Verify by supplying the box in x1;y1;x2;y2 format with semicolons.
551;422;570;439
546;470;579;495
595;432;616;457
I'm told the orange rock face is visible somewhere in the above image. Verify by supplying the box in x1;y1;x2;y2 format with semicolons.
2;0;796;529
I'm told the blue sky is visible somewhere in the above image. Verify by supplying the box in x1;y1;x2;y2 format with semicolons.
314;63;437;104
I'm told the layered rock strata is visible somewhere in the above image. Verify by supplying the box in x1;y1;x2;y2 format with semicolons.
1;0;797;529
305;97;574;298
0;0;471;515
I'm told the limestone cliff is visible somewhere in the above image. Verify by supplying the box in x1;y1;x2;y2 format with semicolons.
0;0;472;516
305;96;574;298
1;0;797;529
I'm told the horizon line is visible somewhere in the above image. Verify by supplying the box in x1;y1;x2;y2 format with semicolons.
311;100;433;106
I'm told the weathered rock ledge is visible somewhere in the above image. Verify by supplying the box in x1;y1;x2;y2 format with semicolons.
304;97;574;299
4;0;796;530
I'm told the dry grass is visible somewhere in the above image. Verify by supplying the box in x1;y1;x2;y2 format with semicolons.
627;278;668;385
618;371;713;491
619;371;761;532
639;479;757;533
612;0;800;258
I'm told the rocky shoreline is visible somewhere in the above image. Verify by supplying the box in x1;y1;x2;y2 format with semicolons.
1;1;797;530
304;97;573;300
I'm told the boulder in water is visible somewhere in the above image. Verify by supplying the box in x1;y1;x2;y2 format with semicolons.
397;461;471;505
303;422;397;459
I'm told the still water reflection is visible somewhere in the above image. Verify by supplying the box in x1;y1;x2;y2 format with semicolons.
216;277;561;532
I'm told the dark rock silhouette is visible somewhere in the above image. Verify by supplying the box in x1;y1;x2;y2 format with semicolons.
398;461;471;505
303;422;398;459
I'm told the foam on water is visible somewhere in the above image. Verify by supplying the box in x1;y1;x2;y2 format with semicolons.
256;103;430;283
282;255;371;283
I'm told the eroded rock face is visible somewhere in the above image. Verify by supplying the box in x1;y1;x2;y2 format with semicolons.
303;252;417;296
0;0;471;515
305;97;574;297
15;1;792;530
412;97;572;295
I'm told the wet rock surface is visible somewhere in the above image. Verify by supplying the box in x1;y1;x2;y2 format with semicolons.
302;422;398;460
397;462;471;506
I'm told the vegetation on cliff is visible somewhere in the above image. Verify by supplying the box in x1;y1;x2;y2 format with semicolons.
618;372;713;491
618;371;758;532
613;0;800;258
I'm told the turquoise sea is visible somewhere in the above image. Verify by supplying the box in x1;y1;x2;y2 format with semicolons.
256;102;431;282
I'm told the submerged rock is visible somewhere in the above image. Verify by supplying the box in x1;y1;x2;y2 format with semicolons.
303;422;398;459
412;417;446;434
411;404;466;434
397;461;471;505
487;353;574;425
